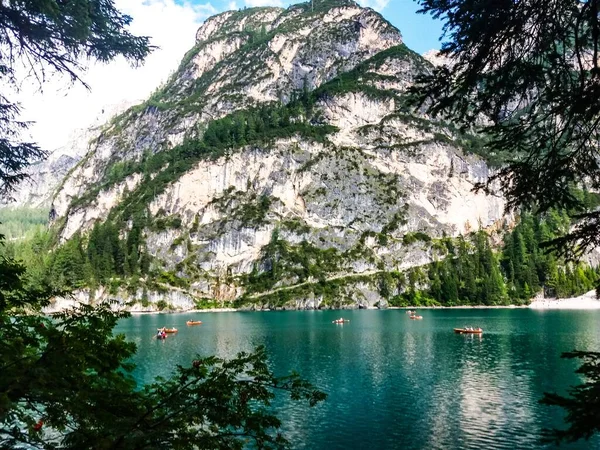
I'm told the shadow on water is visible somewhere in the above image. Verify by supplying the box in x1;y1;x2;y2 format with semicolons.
114;309;600;449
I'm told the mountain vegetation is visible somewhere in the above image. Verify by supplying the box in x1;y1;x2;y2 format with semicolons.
6;0;600;310
3;0;600;445
414;0;600;259
0;207;48;240
4;204;597;311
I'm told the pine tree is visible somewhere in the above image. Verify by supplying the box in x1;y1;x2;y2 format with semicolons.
126;222;142;275
441;269;459;304
428;264;442;302
487;261;507;305
87;222;102;279
545;258;560;297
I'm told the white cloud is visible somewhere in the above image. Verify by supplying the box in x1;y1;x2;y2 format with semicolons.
357;0;389;11
244;0;283;7
13;0;216;151
12;0;392;151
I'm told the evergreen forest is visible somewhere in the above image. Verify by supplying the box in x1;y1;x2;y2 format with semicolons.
2;205;597;308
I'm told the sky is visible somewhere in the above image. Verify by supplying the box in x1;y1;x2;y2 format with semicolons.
15;0;444;151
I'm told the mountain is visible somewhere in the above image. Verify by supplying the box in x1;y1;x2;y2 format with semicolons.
48;0;507;312
0;102;134;208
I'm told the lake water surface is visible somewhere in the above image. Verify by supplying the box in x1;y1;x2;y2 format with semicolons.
115;309;600;449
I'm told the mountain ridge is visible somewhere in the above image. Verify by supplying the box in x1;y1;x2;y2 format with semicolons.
43;0;512;312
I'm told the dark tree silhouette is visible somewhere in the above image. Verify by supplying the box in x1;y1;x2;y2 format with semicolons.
413;0;600;443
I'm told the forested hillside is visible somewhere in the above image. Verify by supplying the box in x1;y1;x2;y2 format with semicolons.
0;207;48;239
5;0;598;311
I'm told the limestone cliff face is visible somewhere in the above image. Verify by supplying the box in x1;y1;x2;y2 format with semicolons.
53;1;401;226
48;0;506;312
4;153;80;209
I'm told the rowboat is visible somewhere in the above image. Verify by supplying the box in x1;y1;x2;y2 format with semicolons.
454;328;483;334
332;318;349;324
158;327;178;333
186;320;203;326
409;315;423;320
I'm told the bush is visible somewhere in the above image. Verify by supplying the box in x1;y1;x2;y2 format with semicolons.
156;299;168;310
402;232;431;245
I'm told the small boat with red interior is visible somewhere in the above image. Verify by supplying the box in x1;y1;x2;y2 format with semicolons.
186;320;203;326
332;318;349;324
158;327;178;334
454;327;483;334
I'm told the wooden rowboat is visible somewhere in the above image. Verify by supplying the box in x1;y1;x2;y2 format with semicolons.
409;315;423;320
454;328;483;334
158;327;178;333
332;319;349;324
186;320;203;326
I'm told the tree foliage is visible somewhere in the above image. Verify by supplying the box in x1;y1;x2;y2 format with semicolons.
540;351;600;444
427;231;508;306
413;0;600;257
0;218;326;449
0;289;326;449
0;0;153;197
0;207;48;239
501;210;597;300
413;0;600;442
420;211;597;306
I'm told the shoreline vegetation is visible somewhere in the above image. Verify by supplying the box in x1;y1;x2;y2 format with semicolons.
16;209;600;314
122;290;600;315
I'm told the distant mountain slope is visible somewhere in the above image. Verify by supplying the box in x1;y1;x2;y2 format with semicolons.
1;102;133;208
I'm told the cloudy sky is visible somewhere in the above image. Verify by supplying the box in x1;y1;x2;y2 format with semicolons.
15;0;442;151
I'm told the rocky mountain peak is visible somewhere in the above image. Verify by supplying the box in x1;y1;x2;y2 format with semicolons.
195;7;283;44
172;0;403;107
422;49;452;67
52;0;405;220
45;0;507;312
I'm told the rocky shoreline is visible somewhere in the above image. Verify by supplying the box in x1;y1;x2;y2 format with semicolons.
45;290;600;315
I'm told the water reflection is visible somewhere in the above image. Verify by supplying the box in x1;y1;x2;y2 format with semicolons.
114;309;600;450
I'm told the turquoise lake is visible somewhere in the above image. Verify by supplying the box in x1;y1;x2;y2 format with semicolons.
115;309;600;449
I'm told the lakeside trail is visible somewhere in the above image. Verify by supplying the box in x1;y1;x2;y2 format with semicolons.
144;291;600;314
244;270;382;300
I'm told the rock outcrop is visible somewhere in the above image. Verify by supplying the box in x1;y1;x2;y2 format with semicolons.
47;0;507;312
